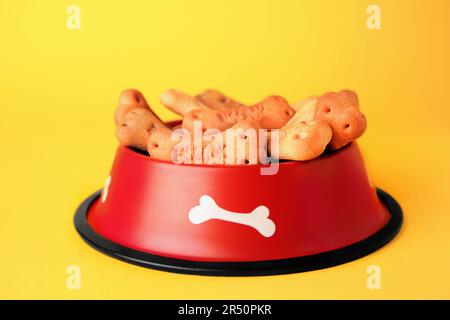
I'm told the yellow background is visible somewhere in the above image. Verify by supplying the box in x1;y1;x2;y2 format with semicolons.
1;0;449;299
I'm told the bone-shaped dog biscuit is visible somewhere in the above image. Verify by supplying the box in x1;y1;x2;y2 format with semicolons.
271;119;332;161
148;120;261;164
115;89;167;150
289;90;366;150
146;127;191;162
161;89;244;117
203;120;262;164
189;195;276;237
115;89;163;125
182;95;295;133
116;108;166;151
291;96;318;113
196;89;245;109
160;89;209;117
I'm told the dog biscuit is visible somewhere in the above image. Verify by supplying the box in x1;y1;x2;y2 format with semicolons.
203;120;262;165
147;127;194;163
291;96;318;113
182;95;295;133
288;90;366;150
196;89;245;109
115;89;160;125
160;89;208;116
272;119;332;161
147;120;262;165
116;108;166;151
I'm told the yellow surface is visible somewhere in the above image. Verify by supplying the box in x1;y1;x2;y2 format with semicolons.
1;0;449;299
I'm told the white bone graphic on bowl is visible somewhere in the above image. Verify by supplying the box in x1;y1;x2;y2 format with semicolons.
101;175;111;203
188;195;276;237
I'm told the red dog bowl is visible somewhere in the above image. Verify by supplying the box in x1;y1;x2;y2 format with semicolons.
74;138;402;276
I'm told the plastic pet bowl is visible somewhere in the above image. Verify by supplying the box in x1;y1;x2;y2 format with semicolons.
74;138;402;276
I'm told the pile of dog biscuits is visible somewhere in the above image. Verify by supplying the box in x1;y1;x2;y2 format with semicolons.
115;88;367;164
